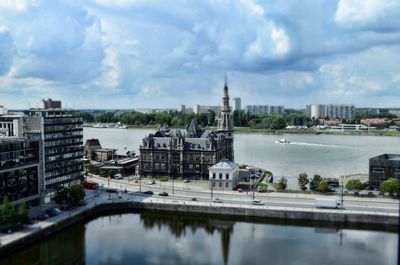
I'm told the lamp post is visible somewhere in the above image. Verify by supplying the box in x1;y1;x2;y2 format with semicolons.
211;177;214;199
340;175;344;207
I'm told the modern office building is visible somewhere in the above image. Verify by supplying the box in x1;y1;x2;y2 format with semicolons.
233;97;241;112
269;105;285;115
0;137;42;206
326;104;355;120
0;109;24;137
140;79;234;179
369;154;400;188
25;102;84;198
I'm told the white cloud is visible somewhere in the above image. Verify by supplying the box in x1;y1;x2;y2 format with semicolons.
0;26;14;75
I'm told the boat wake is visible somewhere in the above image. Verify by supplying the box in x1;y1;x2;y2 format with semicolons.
288;142;348;148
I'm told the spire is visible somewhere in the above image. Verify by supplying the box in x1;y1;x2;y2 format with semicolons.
224;74;228;98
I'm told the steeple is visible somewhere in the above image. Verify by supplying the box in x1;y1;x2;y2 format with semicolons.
218;76;233;131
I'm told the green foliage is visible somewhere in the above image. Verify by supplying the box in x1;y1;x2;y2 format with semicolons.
106;169;115;179
17;202;30;224
257;182;268;190
276;177;288;191
69;184;85;206
54;186;70;205
346;179;364;192
310;174;322;191
298;172;309;191
380;178;400;197
318;180;329;192
0;196;29;227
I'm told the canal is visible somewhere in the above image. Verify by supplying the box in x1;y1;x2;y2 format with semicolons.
1;212;398;265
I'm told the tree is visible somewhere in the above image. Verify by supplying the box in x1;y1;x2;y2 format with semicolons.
54;186;70;205
310;174;322;191
298;172;309;191
0;196;14;225
69;184;85;206
346;179;364;193
17;202;30;224
318;180;329;192
106;169;115;179
276;177;288;191
380;178;400;197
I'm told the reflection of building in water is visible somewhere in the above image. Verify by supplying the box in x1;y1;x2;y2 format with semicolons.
140;212;234;265
2;223;85;265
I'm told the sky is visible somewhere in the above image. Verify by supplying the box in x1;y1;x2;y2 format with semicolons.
0;0;400;109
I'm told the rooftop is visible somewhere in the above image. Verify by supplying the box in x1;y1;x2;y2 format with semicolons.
210;160;238;170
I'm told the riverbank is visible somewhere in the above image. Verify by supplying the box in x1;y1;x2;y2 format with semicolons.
0;194;398;259
83;123;400;136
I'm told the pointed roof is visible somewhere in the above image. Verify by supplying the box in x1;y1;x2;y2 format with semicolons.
186;118;203;138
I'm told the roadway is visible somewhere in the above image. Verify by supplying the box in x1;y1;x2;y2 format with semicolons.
89;175;400;214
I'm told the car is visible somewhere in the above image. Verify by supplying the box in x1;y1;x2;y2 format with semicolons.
147;180;156;185
114;174;123;180
36;213;50;221
142;190;154;195
183;178;190;183
191;197;197;201
237;188;243;192
213;198;223;203
46;207;62;217
252;199;264;205
158;192;169;196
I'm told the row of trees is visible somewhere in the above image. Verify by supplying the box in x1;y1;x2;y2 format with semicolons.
54;184;85;207
298;173;330;192
0;196;29;229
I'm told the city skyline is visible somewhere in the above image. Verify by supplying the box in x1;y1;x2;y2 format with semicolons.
1;0;400;109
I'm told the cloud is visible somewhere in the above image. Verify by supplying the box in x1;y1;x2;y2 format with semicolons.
335;0;400;30
0;26;14;75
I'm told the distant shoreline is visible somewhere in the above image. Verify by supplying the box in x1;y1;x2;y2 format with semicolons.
83;123;400;137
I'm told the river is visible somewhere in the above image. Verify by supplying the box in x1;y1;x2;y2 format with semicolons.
83;127;400;179
1;212;397;265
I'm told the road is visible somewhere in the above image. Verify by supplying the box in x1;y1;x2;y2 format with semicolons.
89;175;400;214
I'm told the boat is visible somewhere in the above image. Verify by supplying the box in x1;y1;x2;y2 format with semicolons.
93;123;107;128
275;138;291;144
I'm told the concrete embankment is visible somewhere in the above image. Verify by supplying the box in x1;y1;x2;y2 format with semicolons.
0;200;398;258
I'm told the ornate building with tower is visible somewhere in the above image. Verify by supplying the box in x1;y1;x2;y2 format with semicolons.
139;79;234;179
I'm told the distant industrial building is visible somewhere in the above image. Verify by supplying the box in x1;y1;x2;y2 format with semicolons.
369;154;400;188
0;137;43;206
232;97;241;111
42;98;61;109
193;105;221;116
245;105;285;115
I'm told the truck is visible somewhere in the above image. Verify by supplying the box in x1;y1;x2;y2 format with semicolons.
82;179;98;190
315;198;341;209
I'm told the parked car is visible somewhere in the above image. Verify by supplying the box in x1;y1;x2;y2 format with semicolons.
213;198;223;203
147;180;156;185
237;188;243;192
46;207;61;217
142;190;154;195
191;197;197;201
114;174;123;180
252;199;264;205
36;213;50;220
158;192;169;197
183;178;190;183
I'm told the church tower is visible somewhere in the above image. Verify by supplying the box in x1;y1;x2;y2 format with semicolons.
217;76;234;161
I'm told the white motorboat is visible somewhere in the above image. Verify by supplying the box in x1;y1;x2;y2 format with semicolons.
275;138;291;144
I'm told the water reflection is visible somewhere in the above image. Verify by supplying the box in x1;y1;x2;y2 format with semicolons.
0;212;398;265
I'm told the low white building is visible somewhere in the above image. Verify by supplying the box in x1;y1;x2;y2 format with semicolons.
209;160;239;190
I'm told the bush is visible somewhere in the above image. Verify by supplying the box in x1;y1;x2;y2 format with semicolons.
276;177;288;191
298;172;309;191
310;174;322;191
346;179;364;192
69;184;85;206
318;180;329;192
380;178;400;197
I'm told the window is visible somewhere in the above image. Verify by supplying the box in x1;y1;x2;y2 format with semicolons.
226;173;229;180
219;173;222;180
189;164;193;169
213;173;216;179
212;182;216;187
372;167;384;173
219;182;222;187
226;182;229;188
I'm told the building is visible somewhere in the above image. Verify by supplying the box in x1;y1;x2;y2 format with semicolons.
140;79;234;179
0;137;42;206
369;154;400;188
0;109;24;137
42;98;62;109
25;101;84;198
193;105;221;116
245;105;284;115
233;97;241;111
209;160;239;190
307;104;326;119
326;104;355;120
330;124;376;131
245;105;268;115
84;138;116;162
